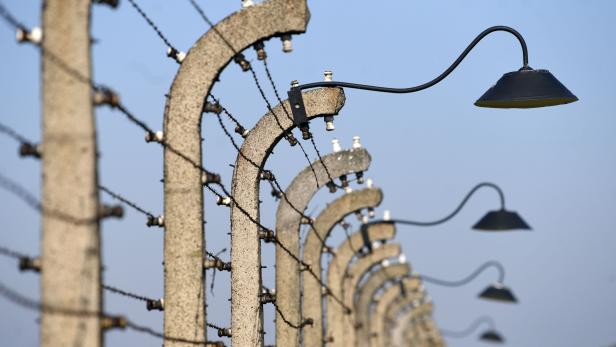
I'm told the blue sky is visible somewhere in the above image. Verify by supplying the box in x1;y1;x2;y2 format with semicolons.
1;0;615;346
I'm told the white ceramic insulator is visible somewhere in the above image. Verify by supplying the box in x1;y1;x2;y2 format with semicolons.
381;259;390;267
159;298;165;309
398;254;407;264
331;139;342;153
242;0;254;8
323;70;333;82
344;186;352;194
156;215;165;226
352;136;362;149
29;27;43;43
176;51;186;63
325;120;335;131
368;209;375;218
366;178;373;188
282;38;293;53
383;210;391;221
361;215;369;224
372;241;381;249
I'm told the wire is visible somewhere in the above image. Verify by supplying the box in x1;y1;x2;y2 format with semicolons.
99;185;155;218
0;121;31;145
417;260;505;286
0;2;25;29
272;301;312;330
125;0;179;53
0;245;29;260
440;316;495;338
103;284;153;303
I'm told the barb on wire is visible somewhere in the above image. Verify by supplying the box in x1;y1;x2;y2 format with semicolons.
103;284;152;303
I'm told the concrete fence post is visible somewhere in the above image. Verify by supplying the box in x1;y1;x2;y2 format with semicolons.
334;244;401;347
354;263;411;347
301;187;382;346
161;0;309;345
41;1;101;346
371;277;422;347
231;88;344;346
275;149;373;347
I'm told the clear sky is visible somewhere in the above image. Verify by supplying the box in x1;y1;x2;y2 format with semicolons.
1;0;615;346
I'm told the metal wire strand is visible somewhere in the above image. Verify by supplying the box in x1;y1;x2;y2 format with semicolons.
99;185;155;218
0;2;24;29
103;284;153;303
0;121;31;144
125;0;179;53
271;301;312;330
0;245;29;260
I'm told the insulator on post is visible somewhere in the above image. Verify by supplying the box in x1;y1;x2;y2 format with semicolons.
285;133;298;146
258;228;275;243
93;0;119;8
281;34;293;53
354;210;364;221
217;328;232;338
270;188;282;200
290;80;300;88
340;221;351;230
233;54;251;72
241;0;254;8
299;123;312;140
204;258;231;272
366;178;373;188
371;241;382;250
18;256;41;273
300;216;313;225
166;47;186;64
234;124;249;138
326;181;337;193
383;210;391;221
323;70;333;82
201;172;221;185
398;254;407;264
331;139;342;153
260;288;276;304
146;298;164;311
355;171;364;184
98;204;124;219
253;41;267;60
203;102;222;114
324;246;336;255
340;175;349;188
145;131;164;143
344;186;353;194
101;315;127;330
301;318;314;328
19;142;41;159
361;215;369;224
146;215;165;227
259;170;275;181
93;87;120;108
381;259;390;267
16;26;42;45
321;286;329;296
367;207;375;219
324;115;335;131
324;336;335;344
216;195;232;206
352;136;362;149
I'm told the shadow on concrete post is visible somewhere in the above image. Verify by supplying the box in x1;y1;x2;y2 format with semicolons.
355;263;411;347
325;223;396;346
301;187;382;346
41;1;101;346
230;87;345;346
161;1;309;345
372;277;422;347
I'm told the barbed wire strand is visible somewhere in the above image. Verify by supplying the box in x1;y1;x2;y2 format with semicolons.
0;121;32;145
125;0;179;53
99;185;155;218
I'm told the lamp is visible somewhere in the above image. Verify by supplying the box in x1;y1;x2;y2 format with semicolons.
441;316;505;344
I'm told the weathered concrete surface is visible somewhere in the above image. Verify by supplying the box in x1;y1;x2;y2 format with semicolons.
277;150;372;347
301;188;382;346
41;1;101;346
371;277;421;347
231;87;344;346
334;244;401;347
326;223;396;347
162;0;310;345
391;302;433;347
354;263;411;347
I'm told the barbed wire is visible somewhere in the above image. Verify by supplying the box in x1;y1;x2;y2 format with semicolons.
272;300;313;330
125;0;179;54
103;284;152;303
99;185;155;218
0;121;31;145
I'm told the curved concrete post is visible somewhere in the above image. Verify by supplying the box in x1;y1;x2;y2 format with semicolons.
391;302;433;347
162;1;309;345
385;293;430;347
355;263;411;347
276;149;372;347
301;188;382;346
325;223;396;345
392;307;418;347
333;244;401;347
371;277;422;347
41;1;101;346
231;88;345;346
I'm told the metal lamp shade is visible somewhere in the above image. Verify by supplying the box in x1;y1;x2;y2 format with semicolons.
473;209;531;231
480;330;505;343
479;283;518;303
475;68;578;108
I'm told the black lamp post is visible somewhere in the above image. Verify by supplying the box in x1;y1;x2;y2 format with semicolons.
411;260;517;303
287;25;577;130
441;316;505;344
362;182;530;232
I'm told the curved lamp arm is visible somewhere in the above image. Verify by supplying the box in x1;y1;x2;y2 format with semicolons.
386;182;505;227
414;260;505;287
295;26;528;94
440;316;496;338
